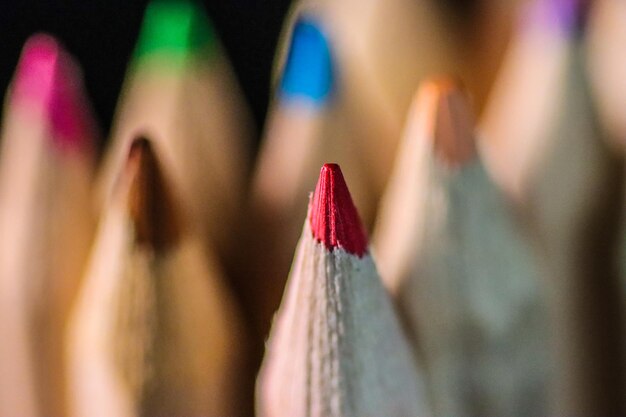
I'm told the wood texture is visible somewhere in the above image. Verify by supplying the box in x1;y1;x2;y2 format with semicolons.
258;226;430;417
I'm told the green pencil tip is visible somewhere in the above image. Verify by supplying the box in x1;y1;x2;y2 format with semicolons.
134;0;216;62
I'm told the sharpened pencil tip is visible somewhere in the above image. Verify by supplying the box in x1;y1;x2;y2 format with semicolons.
309;163;368;256
126;136;180;251
416;77;476;167
280;17;334;105
13;33;94;151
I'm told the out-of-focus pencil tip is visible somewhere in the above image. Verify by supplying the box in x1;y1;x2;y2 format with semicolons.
523;0;583;34
416;77;476;167
13;33;94;151
309;163;368;256
280;17;334;105
126;136;180;251
134;0;216;61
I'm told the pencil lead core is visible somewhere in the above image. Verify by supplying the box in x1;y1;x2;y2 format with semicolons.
280;17;334;105
126;136;180;251
13;33;95;151
309;163;368;256
417;77;476;167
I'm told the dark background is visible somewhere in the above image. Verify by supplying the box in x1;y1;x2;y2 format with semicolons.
0;0;473;147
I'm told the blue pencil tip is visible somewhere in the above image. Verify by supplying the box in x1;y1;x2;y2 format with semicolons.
280;17;334;105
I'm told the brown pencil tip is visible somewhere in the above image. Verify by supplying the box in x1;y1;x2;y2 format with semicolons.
125;136;180;251
309;163;368;256
415;77;476;167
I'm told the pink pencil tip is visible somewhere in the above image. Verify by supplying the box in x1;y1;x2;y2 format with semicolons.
309;163;368;256
13;34;59;104
12;33;95;151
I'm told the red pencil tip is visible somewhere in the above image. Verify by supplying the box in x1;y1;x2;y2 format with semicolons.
13;33;95;151
309;163;368;256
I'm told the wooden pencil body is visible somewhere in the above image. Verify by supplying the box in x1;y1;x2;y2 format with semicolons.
479;1;571;201
528;46;625;415
100;54;250;261
0;103;95;416
586;0;626;150
378;160;548;416
374;81;549;415
258;225;430;417
244;104;326;338
67;196;247;417
279;0;455;206
245;97;371;338
480;3;626;410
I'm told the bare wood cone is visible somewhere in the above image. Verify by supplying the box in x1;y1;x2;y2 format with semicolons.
67;137;249;417
375;79;549;416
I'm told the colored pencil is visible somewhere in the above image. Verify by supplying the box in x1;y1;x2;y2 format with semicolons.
448;0;519;115
374;78;548;416
527;45;625;417
67;136;248;416
479;0;580;201
482;0;625;412
242;16;361;339
97;0;252;262
585;0;626;150
257;163;431;417
0;34;98;417
1;0;625;414
275;0;456;216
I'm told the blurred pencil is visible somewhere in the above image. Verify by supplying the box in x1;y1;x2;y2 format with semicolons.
257;163;430;416
98;0;251;262
253;17;334;220
482;0;625;411
585;0;626;150
0;34;97;417
527;44;625;416
275;0;456;215
241;16;358;340
374;79;548;416
448;0;519;116
270;13;382;225
67;137;248;416
480;0;579;201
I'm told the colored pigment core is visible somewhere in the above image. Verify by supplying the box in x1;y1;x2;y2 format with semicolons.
13;33;94;151
127;137;181;251
309;163;368;256
416;78;476;167
280;17;334;105
133;0;217;63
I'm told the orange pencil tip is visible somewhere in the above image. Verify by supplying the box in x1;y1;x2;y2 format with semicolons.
415;77;476;167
